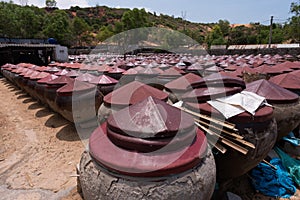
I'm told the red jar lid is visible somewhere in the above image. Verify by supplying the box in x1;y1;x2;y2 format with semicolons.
245;79;299;104
182;87;242;103
103;81;168;107
75;73;97;82
37;74;58;84
191;73;245;89
165;73;203;92
89;75;118;85
57;80;95;94
46;75;73;85
89;122;207;177
269;73;300;90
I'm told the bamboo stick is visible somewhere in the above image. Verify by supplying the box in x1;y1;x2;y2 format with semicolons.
195;118;255;149
208;140;227;154
195;122;248;155
194;118;243;139
179;106;238;131
263;159;277;170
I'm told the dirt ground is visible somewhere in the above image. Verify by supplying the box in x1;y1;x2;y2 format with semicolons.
0;76;300;200
0;77;84;200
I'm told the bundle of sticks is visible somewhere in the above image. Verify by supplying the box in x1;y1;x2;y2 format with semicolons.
172;103;255;155
172;102;277;169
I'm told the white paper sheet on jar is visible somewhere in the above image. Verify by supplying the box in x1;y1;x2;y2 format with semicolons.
207;100;245;119
215;91;267;115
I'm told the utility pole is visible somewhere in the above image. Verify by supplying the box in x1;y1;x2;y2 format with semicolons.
181;11;187;32
268;16;273;48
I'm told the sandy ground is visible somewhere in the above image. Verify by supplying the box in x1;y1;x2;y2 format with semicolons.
0;77;84;200
0;76;300;200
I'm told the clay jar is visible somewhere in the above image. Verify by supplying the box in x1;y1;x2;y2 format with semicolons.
56;80;101;123
245;79;300;140
80;97;216;200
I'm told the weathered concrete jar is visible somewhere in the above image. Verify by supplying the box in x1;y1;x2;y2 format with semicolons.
26;71;50;100
35;74;58;104
181;74;277;181
245;79;300;140
44;75;73;112
55;80;101;123
184;102;277;181
79;97;216;200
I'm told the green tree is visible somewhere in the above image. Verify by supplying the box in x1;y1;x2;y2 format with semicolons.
288;0;300;42
218;19;230;36
96;26;114;42
228;25;251;45
43;10;73;46
206;25;226;47
121;8;149;30
72;17;90;46
0;2;19;37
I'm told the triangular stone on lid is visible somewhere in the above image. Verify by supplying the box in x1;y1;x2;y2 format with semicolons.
57;80;95;93
65;70;81;77
75;73;97;82
245;79;299;104
128;96;168;138
37;74;58;84
54;69;69;76
46;75;73;85
107;96;194;138
89;75;118;85
165;73;203;91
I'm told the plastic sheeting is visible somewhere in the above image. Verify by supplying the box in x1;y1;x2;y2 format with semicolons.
251;157;296;198
275;146;300;186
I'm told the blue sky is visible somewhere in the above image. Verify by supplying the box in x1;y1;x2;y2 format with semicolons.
6;0;296;24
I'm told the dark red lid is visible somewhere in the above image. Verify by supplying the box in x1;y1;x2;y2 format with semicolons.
57;80;96;93
253;65;281;74
191;73;246;89
89;75;118;85
65;70;81;77
37;74;58;84
75;73;97;82
122;68;138;75
290;70;300;76
109;67;125;73
54;69;69;76
165;73;203;92
182;87;242;103
35;66;50;72
269;73;300;90
46;67;60;73
22;69;35;77
205;66;223;72
159;67;182;76
89;122;207;177
103;81;168;107
107;97;195;138
46;75;73;85
245;79;299;104
137;67;160;75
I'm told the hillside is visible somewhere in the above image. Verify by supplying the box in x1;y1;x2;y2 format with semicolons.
0;2;298;48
